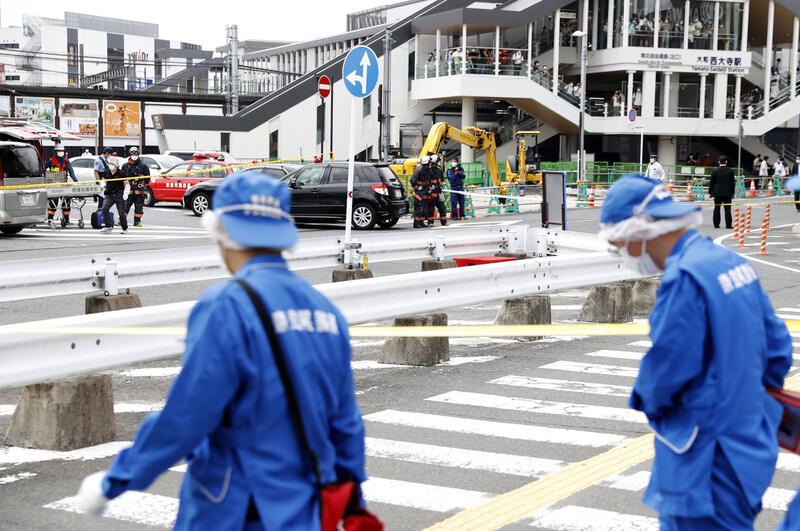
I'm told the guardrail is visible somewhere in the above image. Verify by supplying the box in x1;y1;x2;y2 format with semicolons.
0;226;606;302
0;250;636;388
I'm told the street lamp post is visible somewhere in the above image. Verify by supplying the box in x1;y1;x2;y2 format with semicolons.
573;31;587;185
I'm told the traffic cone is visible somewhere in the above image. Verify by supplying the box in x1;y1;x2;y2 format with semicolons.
767;178;774;197
588;185;595;207
667;179;673;193
685;182;693;202
748;180;757;197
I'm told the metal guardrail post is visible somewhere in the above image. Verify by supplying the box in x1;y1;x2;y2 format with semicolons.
433;236;446;261
96;260;119;296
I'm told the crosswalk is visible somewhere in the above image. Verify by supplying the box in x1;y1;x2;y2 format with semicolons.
4;296;800;529
17;223;209;241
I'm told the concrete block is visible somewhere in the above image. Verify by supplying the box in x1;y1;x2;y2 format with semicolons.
85;293;142;314
495;251;528;259
332;268;374;282
380;313;449;366
493;296;551;341
4;375;115;451
421;259;458;271
633;277;661;316
579;282;633;323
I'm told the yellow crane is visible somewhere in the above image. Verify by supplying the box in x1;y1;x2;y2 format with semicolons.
390;122;505;187
505;130;542;185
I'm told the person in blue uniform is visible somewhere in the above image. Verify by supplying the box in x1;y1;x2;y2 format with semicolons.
599;174;793;530
447;158;466;220
77;170;368;530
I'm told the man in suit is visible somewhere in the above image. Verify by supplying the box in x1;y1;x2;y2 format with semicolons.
709;156;736;229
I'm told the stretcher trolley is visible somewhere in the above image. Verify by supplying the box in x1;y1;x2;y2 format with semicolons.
45;170;102;229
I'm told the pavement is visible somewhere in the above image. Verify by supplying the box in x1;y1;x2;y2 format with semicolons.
1;196;800;529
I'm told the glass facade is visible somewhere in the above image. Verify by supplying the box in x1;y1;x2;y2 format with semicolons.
629;0;656;47
688;1;715;49
658;0;685;48
718;2;742;51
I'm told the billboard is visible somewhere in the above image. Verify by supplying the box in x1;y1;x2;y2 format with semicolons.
14;97;54;127
103;101;140;138
0;97;10;118
60;99;98;136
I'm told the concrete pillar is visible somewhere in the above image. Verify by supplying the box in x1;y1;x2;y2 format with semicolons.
332;268;374;282
463;24;468;75
436;29;441;77
712;2;720;51
741;0;750;52
792;17;799;100
662;72;671;117
494;26;500;76
633;278;660;315
713;73;728;119
642;70;657;118
657;135;677;168
494;296;551;341
653;0;660;49
380;313;449;366
553;9;561;94
592;0;599;50
461;97;476;162
734;75;742;117
527;23;533;78
579;282;633;323
699;74;707;118
626;71;635;114
623;0;630;47
683;1;690;49
669;72;680;117
607;0;614;49
764;0;775;112
422;260;458;271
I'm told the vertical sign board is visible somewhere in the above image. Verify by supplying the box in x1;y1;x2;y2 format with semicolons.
341;45;379;265
541;171;567;229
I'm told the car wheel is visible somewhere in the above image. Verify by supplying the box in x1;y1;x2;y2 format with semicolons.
191;192;211;217
352;203;377;230
377;217;399;229
143;187;156;207
0;226;23;235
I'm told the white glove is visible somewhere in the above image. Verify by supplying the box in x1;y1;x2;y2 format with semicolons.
77;471;109;519
123;184;130;201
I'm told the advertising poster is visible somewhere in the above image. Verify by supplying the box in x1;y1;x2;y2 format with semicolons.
60;99;98;136
103;101;140;138
0;96;10;118
14;97;54;127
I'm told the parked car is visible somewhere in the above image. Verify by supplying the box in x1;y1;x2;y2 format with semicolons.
162;150;238;162
0;142;48;234
145;154;249;206
69;154;182;182
182;163;304;216
281;162;408;229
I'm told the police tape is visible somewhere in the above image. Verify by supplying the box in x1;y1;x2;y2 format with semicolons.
0;153;328;190
3;321;800;337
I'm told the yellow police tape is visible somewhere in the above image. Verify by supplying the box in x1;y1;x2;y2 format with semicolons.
0;154;329;190
3;321;800;336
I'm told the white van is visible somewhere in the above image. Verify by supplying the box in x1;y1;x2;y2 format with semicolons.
0;142;47;234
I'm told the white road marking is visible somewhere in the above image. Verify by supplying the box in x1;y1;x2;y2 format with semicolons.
540;361;639;378
777;308;800;313
601;471;652;491
0;442;130;465
489;375;632;397
776;314;800;320
363;410;628;447
351;357;496;371
116;367;181;378
426;391;646;424
0;404;163;417
526;505;659;530
552;305;584;311
778;452;800;472
0;405;14;416
585;350;644;360
628;340;652;348
0;472;37;484
44;491;177;528
361;477;491;512
364;437;563;477
764;487;800;511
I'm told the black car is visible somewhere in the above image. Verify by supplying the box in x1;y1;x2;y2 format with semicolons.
182;163;303;216
281;162;408;229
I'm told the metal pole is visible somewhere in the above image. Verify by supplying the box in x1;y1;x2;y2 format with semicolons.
330;80;334;160
344;101;359;266
383;29;392;163
580;36;586;184
738;111;743;178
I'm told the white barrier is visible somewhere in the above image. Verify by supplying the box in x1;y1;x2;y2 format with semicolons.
0;251;637;388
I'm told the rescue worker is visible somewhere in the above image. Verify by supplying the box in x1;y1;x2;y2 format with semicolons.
76;170;369;530
93;147;114;207
447;158;466;220
121;147;150;227
428;154;448;226
44;145;77;225
644;153;665;182
99;160;128;234
410;155;432;228
599;174;792;530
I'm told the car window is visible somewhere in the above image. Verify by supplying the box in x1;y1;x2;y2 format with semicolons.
140;157;159;170
71;159;92;169
327;166;349;184
294;166;326;187
165;162;191;176
377;166;401;184
191;163;209;179
0;146;41;178
209;163;228;178
360;165;383;183
260;167;285;179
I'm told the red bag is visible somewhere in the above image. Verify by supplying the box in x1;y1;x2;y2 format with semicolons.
320;481;383;531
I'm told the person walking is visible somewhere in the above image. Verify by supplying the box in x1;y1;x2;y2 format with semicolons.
773;156;788;191
427;154;448;226
760;155;771;190
93;147;114;207
447;158;466;220
644;153;665;182
121;147;150;227
99;159;129;234
76;170;374;530
599;175;792;530
410;156;432;228
44;145;77;225
709;156;736;228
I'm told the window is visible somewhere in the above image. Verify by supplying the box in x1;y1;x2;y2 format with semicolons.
363;95;371;118
71;159;93;169
294;166;326;186
140;157;159;170
628;0;656;47
658;0;686;48
718;2;742;51
0;43;19;49
190;163;209;178
316;103;325;146
260;167;285;179
5;75;20;81
688;1;714;50
269;130;279;160
67;44;77;66
328;166;349;183
208;164;228;178
360;165;382;183
166;162;191;175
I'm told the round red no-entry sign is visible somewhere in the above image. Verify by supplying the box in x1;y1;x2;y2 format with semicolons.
318;75;331;99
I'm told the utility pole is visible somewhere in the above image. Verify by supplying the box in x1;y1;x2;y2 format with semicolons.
382;29;392;163
227;25;239;115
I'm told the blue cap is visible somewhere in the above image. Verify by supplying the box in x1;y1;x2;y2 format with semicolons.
212;169;298;249
600;174;699;225
784;175;800;192
102;147;114;154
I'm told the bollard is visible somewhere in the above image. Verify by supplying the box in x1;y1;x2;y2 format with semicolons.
421;259;458;271
332;268;374;282
493;295;551;341
487;188;502;214
380;313;449;366
504;186;520;213
745;206;752;234
731;208;740;240
632;278;661;316
464;189;476;218
737;215;746;248
765;203;772;231
579;282;633;323
756;217;770;255
588;185;595;207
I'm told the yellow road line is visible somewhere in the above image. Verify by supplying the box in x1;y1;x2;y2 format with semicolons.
423;434;655;531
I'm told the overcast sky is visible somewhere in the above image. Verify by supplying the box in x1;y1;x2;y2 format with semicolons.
0;1;398;51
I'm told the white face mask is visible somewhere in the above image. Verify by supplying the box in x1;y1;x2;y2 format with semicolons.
109;164;118;172
131;155;139;161
650;158;656;163
451;162;457;168
619;239;661;275
55;151;65;157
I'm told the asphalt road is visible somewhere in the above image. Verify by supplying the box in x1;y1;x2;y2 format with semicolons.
2;195;800;530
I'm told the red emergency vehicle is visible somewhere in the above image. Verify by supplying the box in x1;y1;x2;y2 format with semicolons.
144;153;242;206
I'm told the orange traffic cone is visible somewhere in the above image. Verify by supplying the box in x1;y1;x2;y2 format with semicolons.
685;183;693;202
748;180;757;197
667;179;673;193
588;186;595;207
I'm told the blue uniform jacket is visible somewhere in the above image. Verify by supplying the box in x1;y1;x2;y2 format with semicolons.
630;230;792;518
447;166;465;189
102;254;366;530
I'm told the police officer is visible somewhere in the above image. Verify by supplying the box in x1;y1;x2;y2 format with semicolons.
427;154;448;227
121;147;150;227
77;170;369;529
599;175;792;529
644;153;665;182
94;147;114;207
447;158;466;220
410;155;432;228
44;145;76;225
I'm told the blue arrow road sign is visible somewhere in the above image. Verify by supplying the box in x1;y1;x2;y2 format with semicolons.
342;46;379;98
